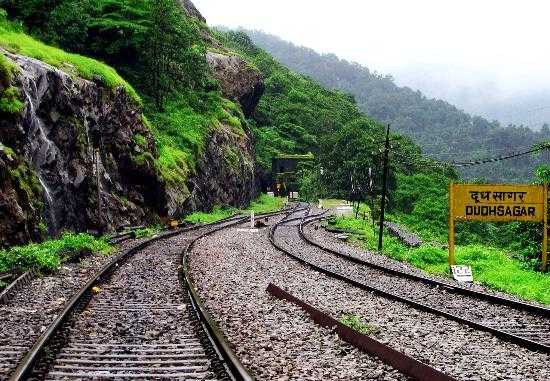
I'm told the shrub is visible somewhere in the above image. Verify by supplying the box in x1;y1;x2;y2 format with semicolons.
0;232;113;273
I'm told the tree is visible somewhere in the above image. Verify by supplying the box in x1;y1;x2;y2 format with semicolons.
145;0;206;110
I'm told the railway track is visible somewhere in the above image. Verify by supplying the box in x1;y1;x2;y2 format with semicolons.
1;210;290;381
270;207;550;355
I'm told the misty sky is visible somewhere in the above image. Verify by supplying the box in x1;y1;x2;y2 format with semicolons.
193;0;550;127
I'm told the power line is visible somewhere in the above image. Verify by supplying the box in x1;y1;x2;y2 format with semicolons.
451;145;549;167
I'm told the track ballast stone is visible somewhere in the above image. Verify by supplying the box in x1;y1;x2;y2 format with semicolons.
298;219;550;348
191;209;549;380
190;213;406;380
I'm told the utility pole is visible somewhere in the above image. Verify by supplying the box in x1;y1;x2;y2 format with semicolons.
378;125;390;252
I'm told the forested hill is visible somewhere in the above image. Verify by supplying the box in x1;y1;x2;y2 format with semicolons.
242;29;550;182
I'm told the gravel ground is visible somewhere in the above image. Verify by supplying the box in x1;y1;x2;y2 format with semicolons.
0;237;143;381
190;213;407;380
190;209;550;380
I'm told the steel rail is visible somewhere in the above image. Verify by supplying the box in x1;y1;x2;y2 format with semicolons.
181;207;298;381
266;283;456;381
8;212;277;381
299;216;550;317
268;214;550;354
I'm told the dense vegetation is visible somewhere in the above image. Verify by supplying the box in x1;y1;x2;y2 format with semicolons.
184;194;285;224
217;30;549;275
0;233;112;274
215;30;454;198
1;0;243;195
2;0;548;297
244;29;550;182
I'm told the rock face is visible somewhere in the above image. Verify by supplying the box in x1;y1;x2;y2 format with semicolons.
0;52;162;243
179;0;265;117
178;0;206;23
206;52;265;117
186;122;256;211
2;1;267;245
0;146;43;247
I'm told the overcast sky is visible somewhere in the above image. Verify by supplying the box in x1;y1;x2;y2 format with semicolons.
193;0;550;96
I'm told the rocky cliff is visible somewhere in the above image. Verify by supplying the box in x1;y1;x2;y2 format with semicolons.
178;0;265;118
0;51;162;246
174;0;263;212
0;0;266;246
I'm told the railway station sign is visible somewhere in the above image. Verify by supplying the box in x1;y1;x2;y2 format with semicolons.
448;183;549;271
451;184;545;222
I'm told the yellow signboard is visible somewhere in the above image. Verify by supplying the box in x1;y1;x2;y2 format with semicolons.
448;183;548;271
451;184;545;222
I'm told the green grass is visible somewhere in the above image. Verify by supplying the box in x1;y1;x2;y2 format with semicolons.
247;194;286;214
134;225;162;239
0;233;114;273
0;18;140;104
339;314;379;335
319;199;349;208
185;205;238;224
0;85;23;113
184;194;286;224
147;92;245;189
330;216;550;305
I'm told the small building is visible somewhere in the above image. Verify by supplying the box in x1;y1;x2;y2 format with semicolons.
271;153;314;196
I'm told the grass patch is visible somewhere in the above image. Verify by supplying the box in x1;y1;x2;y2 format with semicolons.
147;92;248;188
0;18;140;104
319;199;349;209
0;233;113;273
185;205;238;224
134;225;162;239
247;194;286;214
185;194;286;224
0;85;23;113
330;216;550;305
339;314;379;335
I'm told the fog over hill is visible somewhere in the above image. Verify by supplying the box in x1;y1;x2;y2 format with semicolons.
393;65;550;130
235;29;550;182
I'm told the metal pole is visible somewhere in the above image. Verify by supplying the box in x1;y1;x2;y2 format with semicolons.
378;125;390;252
542;183;548;272
448;182;456;267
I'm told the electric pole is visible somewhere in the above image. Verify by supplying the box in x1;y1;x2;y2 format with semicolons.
378;125;390;252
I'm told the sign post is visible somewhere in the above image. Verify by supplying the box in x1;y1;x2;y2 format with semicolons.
448;183;548;271
448;183;455;266
543;184;548;271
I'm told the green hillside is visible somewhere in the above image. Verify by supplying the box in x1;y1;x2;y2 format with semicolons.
243;29;550;182
1;0;248;196
215;30;454;198
3;1;548;276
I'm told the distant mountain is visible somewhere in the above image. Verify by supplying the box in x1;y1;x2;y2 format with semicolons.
392;65;550;130
241;29;550;182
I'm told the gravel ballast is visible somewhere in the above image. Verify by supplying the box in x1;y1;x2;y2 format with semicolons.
0;238;143;380
296;218;550;350
189;209;550;380
306;217;545;303
40;227;230;380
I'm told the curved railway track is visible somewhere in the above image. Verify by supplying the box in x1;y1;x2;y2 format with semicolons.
269;207;550;355
301;216;550;317
1;209;290;381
